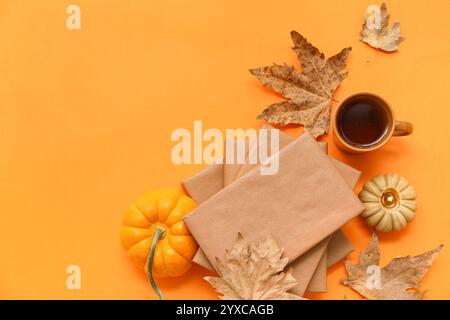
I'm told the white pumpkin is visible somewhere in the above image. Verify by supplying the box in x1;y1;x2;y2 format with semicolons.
359;173;417;232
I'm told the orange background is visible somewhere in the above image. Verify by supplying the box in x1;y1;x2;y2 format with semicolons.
1;0;449;299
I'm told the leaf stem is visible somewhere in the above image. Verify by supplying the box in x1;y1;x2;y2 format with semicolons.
332;98;341;103
147;226;166;300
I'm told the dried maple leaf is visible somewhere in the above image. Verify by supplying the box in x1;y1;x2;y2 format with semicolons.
250;31;351;138
360;3;405;52
342;233;443;300
204;233;302;300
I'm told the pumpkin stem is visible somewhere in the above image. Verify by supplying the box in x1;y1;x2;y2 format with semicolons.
147;226;166;300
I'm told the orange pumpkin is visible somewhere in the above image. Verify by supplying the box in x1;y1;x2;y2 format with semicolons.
120;189;198;282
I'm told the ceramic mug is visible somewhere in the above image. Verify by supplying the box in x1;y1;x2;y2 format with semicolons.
333;92;413;154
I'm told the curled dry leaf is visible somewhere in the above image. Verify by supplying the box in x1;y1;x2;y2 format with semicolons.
250;30;351;138
204;233;303;300
360;2;405;52
342;233;443;300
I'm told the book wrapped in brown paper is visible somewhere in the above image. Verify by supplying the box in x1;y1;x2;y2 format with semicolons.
222;129;357;293
182;128;358;294
183;132;364;295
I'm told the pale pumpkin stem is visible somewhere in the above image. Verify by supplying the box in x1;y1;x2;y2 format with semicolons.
147;226;166;300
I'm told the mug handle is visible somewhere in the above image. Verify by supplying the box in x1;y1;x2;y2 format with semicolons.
393;120;413;136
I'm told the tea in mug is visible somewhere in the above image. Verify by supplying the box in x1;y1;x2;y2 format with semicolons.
337;98;389;147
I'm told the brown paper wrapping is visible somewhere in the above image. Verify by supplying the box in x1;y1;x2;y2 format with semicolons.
223;131;326;293
182;129;359;294
222;130;359;293
184;132;364;295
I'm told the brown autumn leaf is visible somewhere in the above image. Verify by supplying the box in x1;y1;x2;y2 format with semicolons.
342;233;443;300
360;2;405;52
250;31;351;138
204;233;303;300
